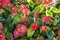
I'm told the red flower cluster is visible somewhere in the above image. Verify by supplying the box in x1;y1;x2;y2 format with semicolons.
19;4;30;16
43;0;52;4
0;0;12;8
58;29;60;36
34;11;40;18
14;24;28;38
11;6;18;15
0;33;5;40
31;22;39;31
42;16;51;22
41;25;48;31
0;23;5;40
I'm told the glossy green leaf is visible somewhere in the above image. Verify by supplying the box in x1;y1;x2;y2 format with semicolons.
32;4;44;13
27;28;35;37
46;9;53;17
50;7;60;13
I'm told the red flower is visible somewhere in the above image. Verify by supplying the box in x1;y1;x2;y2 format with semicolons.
22;8;30;16
14;24;28;38
11;6;18;15
31;22;39;31
36;0;41;3
0;23;3;30
0;0;12;8
0;33;5;40
16;24;28;33
58;29;60;36
21;17;28;23
42;25;48;31
42;16;51;22
19;4;27;10
43;0;52;4
34;11;40;18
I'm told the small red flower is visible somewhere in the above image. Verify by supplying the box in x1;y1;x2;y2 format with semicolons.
19;4;27;10
34;11;40;18
42;25;48;31
31;22;39;31
22;8;30;16
36;0;41;3
11;6;18;15
21;17;28;23
16;24;28;33
43;0;52;4
0;33;5;40
42;16;51;22
0;23;3;30
58;29;60;36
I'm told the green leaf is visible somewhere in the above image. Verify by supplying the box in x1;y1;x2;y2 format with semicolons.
32;4;44;13
46;9;53;17
27;28;35;37
12;15;22;25
27;0;34;8
20;37;27;40
50;7;60;13
46;29;55;40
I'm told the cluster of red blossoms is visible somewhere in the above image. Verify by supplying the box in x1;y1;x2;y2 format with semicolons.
11;4;30;23
19;4;30;16
42;16;51;22
0;0;12;8
19;4;30;23
31;22;39;31
0;23;5;40
13;24;28;38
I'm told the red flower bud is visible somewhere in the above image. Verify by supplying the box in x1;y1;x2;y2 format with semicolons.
31;22;39;31
42;16;51;22
22;8;30;16
34;11;40;18
11;6;18;15
21;17;28;23
42;25;48;31
58;29;60;36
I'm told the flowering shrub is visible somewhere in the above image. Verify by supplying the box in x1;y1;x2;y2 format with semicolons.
0;0;60;40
